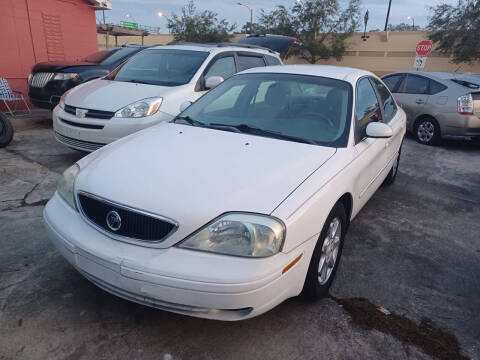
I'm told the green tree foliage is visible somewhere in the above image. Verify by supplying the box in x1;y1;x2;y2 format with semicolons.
257;0;361;64
167;1;235;43
428;0;480;63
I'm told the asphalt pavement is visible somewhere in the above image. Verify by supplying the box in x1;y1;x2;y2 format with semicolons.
0;113;479;360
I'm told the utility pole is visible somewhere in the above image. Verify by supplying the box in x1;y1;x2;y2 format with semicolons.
384;0;392;31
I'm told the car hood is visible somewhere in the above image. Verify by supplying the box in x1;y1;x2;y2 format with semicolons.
32;60;97;72
65;79;181;112
76;122;336;247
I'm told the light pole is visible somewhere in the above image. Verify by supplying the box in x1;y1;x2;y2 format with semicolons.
157;11;164;34
384;0;392;31
237;2;253;36
407;16;415;30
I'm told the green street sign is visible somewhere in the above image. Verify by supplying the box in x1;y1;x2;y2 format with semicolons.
120;21;138;29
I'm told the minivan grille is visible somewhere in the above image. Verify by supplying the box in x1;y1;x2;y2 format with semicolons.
30;72;55;88
64;105;115;119
55;132;105;152
78;193;177;242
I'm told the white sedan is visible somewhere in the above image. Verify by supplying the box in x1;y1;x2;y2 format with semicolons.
43;65;406;321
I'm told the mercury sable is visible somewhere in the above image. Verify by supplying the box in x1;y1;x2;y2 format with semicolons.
43;65;406;321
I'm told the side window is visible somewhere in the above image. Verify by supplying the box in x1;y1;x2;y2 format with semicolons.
204;56;236;80
382;75;403;93
237;55;266;71
356;78;382;137
265;55;282;65
398;75;429;94
370;77;397;123
429;80;447;95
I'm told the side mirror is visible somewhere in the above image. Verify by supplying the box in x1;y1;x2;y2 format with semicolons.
179;101;192;112
204;76;224;90
366;122;393;138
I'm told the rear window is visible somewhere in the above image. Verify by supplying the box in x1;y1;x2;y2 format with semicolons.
451;79;480;90
237;55;265;72
265;55;282;66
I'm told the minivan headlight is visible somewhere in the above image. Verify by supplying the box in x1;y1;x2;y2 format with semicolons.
57;164;79;210
114;97;163;118
54;73;78;81
178;213;285;257
58;90;70;109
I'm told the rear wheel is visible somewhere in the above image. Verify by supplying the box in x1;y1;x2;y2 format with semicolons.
414;116;440;145
302;202;347;299
0;113;14;148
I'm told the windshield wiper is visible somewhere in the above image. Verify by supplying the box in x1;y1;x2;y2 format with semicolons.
173;115;205;127
124;79;153;85
210;123;318;145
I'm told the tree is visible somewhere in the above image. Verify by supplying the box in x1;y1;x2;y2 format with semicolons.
167;1;235;43
257;0;361;64
427;0;480;63
387;23;420;31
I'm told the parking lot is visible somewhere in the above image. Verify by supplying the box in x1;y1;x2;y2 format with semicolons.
1;114;479;360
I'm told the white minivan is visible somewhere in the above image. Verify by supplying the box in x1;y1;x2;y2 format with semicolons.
52;43;282;152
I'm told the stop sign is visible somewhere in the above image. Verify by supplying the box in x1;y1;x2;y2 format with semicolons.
416;40;433;56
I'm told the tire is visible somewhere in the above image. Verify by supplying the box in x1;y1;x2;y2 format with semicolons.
302;202;347;299
414;116;440;145
383;143;402;186
0;113;14;148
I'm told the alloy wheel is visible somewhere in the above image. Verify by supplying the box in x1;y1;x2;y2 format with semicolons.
318;217;342;285
417;121;435;143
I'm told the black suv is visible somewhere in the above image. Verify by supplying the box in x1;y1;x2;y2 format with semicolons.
28;45;148;109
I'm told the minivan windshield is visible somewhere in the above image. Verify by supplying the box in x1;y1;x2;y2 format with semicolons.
177;73;353;147
110;49;209;86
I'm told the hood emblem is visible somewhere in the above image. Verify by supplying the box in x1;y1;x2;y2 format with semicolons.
76;108;88;118
106;210;122;231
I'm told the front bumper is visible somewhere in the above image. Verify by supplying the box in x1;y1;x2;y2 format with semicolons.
28;80;75;109
52;106;175;152
43;193;313;320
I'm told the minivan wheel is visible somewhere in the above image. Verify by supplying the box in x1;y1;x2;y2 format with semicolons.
302;202;346;300
414;117;440;145
0;113;14;148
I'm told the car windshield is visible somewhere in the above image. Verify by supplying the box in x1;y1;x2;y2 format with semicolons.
178;73;352;147
82;48;140;65
110;49;209;86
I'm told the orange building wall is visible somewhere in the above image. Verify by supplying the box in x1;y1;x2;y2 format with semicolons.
0;0;98;109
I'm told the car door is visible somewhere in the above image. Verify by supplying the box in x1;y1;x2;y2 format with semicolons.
369;77;405;167
393;74;430;126
193;52;237;101
353;77;389;209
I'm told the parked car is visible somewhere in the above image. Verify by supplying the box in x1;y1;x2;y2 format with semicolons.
28;45;148;109
44;65;406;320
52;43;282;152
0;112;14;147
382;71;480;145
236;34;299;54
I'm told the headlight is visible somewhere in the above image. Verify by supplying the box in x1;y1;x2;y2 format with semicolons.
57;164;79;210
114;97;162;118
53;73;78;81
178;213;285;257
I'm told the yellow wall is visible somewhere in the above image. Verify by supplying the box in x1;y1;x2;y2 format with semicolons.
98;31;480;76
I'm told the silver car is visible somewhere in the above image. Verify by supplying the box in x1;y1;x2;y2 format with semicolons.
382;71;480;145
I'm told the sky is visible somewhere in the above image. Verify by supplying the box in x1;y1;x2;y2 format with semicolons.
98;0;457;33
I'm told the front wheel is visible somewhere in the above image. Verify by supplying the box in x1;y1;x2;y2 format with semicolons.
302;202;347;299
0;113;14;148
414;117;440;145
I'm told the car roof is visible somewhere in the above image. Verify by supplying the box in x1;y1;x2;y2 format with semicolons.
148;43;278;56
239;64;374;82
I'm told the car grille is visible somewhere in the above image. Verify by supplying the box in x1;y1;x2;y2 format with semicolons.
77;193;177;242
59;118;104;130
64;105;115;119
55;131;105;152
30;72;55;88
